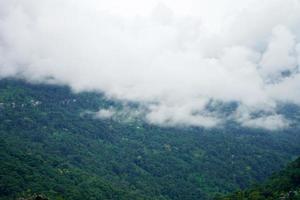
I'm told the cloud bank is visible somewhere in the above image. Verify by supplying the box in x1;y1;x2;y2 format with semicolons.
1;0;300;130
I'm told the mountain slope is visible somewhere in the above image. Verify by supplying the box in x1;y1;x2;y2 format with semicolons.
0;79;300;200
218;157;300;200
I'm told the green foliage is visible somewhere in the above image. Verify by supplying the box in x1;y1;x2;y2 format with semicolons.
0;79;300;200
218;158;300;200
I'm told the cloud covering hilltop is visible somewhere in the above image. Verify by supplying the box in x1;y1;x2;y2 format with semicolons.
1;0;300;129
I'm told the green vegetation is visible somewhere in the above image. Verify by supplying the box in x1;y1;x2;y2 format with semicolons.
218;157;300;200
0;79;300;199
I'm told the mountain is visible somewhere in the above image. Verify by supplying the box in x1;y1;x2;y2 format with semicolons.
218;157;300;200
0;79;300;200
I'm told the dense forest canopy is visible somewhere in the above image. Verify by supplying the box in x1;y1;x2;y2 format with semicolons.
0;79;300;200
218;157;300;200
1;0;300;199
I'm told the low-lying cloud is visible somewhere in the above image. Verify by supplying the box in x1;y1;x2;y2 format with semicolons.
1;0;300;130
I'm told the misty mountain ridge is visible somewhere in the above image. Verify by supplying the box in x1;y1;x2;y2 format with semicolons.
1;0;300;199
1;78;300;200
2;0;300;130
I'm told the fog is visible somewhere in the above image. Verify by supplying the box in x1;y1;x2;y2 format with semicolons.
1;0;300;129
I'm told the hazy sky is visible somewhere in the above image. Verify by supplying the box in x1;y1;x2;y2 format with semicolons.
1;0;300;129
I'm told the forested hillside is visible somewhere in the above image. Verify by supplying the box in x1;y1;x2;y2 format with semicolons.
218;157;300;200
1;79;300;200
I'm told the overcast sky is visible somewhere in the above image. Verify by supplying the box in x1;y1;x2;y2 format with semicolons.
1;0;300;129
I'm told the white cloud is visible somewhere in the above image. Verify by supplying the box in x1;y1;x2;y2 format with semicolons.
96;109;115;119
260;25;297;79
0;0;300;129
267;73;300;104
240;115;289;131
234;104;289;130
